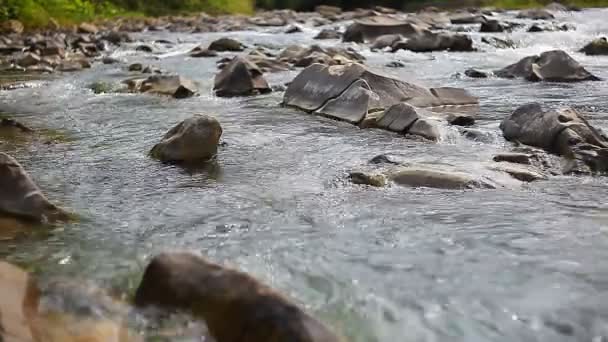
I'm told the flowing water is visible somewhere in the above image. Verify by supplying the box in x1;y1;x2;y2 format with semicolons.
1;8;608;342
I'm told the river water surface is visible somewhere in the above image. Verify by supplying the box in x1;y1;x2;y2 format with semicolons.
2;8;608;342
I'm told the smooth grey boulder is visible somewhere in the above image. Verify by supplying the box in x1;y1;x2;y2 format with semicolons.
407;118;441;141
500;103;608;173
388;167;493;189
138;75;199;98
213;57;271;97
279;45;365;67
150;115;222;163
580;37;608;56
343;16;423;43
465;68;490;78
0;153;68;223
495;50;600;82
488;162;547;182
283;63;478;127
392;30;474;52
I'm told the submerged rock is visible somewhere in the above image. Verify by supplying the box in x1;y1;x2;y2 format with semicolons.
494;50;600;82
488;162;547;182
213;56;271;97
481;36;515;49
349;171;387;187
500;103;608;173
580;37;608;56
150;115;222;163
135;252;343;342
189;45;218;58
465;68;490;78
283;63;477;128
0;153;68;223
480;20;505;33
389;167;494;189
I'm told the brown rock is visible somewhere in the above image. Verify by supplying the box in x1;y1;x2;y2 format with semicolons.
1;20;24;34
135;252;343;342
78;22;99;34
213;56;271;97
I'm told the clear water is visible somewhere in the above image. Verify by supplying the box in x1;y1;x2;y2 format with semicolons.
1;8;608;342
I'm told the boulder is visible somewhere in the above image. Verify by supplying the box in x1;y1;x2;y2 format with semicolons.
392;31;474;52
135;253;343;342
213;57;271;97
285;25;302;34
349;171;387;187
516;9;555;20
465;68;490;78
283;63;477;126
493;153;532;164
495;50;600;82
150;115;222;163
343;16;423;43
279;45;365;67
388;167;493;189
137;75;199;98
450;14;487;24
314;29;342;40
407;118;441;141
480;20;504;32
580;37;608;56
208;37;245;52
315;5;342;17
0;153;68;223
78;22;99;34
488;162;547;182
190;46;218;58
500;103;608;173
447;113;475;126
376;102;420;133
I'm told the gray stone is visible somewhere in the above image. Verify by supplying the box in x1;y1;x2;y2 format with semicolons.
208;37;245;52
343;16;423;43
314;29;342;40
139;75;199;98
389;167;492;189
408;118;440;141
377;102;419;132
315;79;375;124
213;56;271;97
580;37;608;56
517;9;555;20
150;115;222;163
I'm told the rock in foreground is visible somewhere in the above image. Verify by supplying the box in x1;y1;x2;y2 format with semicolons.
150;115;222;163
494;50;600;82
135;252;343;342
0;153;68;224
500;103;608;173
214;57;271;97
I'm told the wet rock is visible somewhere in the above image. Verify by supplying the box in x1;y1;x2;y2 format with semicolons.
315;5;342;17
349;171;387;187
516;9;555;20
78;22;99;34
369;154;400;165
135;252;343;342
495;50;600;82
493;153;532;165
386;61;406;68
17;53;41;67
208;37;245;52
489;162;547;182
128;63;143;71
527;24;544;32
481;36;515;49
388;167;493;189
279;45;364;67
465;68;490;78
314;28;342;40
0;153;68;223
392;31;474;52
284;63;477;126
1;19;24;34
480;20;504;32
371;34;403;50
376;102;420;133
102;56;120;64
343;16;423;43
500;103;608;173
447;113;475;126
150;115;222;163
407;118;441;141
137;75;199;98
462;128;495;143
285;25;302;34
213;56;271;97
580;37;608;56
